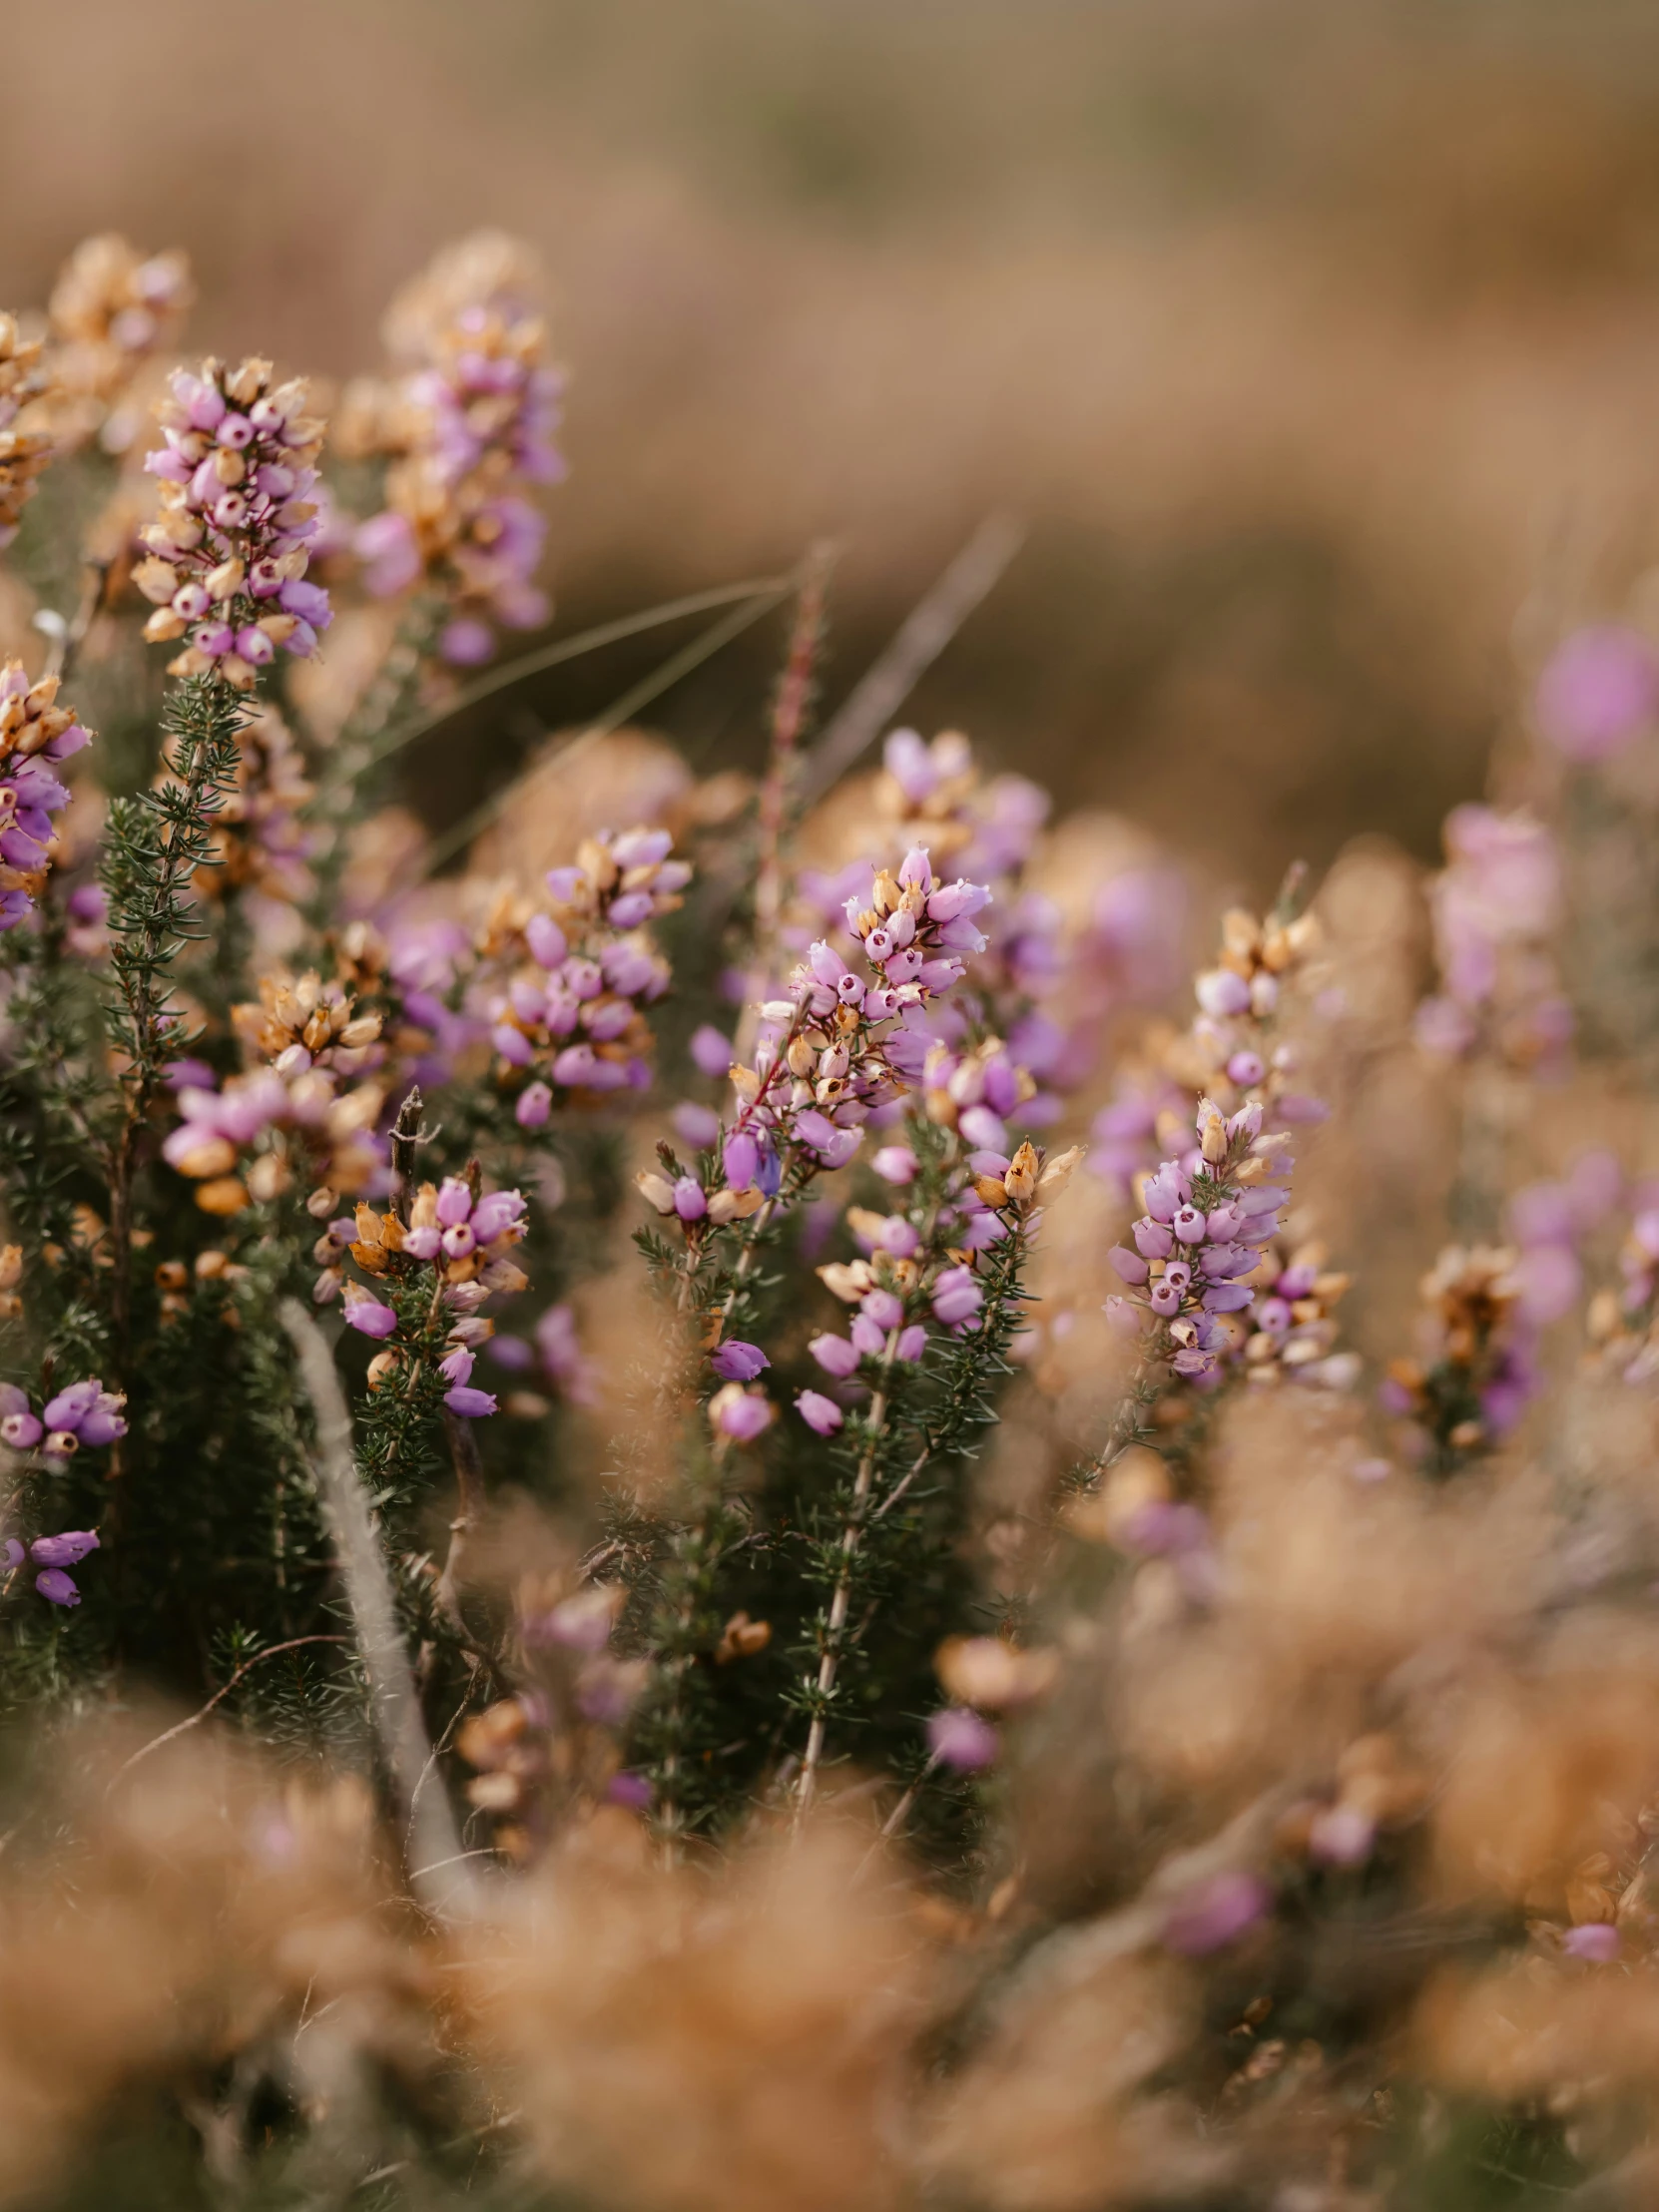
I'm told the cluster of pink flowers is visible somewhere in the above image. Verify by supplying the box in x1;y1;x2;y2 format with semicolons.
1090;901;1324;1206
878;727;1049;885
801;729;1182;1132
1107;1100;1290;1382
651;845;992;1230
760;844;991;1148
1238;1249;1358;1390
1414;806;1571;1070
1;1528;99;1608
1533;625;1659;765
330;1179;530;1420
486;830;685;1124
353;258;563;666
163;1062;385;1205
0;1379;128;1459
0;664;92;931
135;358;331;688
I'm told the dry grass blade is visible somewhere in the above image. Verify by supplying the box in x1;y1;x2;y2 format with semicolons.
797;512;1024;807
280;1298;483;1925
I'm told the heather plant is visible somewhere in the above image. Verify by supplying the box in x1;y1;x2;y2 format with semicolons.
5;229;1659;2212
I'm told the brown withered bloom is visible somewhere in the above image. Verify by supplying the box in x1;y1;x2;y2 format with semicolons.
471;1825;934;2212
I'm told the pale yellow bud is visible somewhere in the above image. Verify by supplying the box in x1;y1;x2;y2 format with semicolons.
1004;1140;1040;1205
635;1171;677;1215
132;556;179;606
1034;1145;1083;1203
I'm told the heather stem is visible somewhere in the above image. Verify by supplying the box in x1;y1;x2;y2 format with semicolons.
795;1352;894;1824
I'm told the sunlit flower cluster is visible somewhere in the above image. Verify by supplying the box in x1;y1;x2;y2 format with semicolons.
137;358;331;688
162;1063;385;1212
0;664;92;931
323;1177;531;1418
1107;1097;1291;1382
482;827;686;1121
346;232;563;665
42;234;193;453
1414;805;1571;1069
0;313;55;547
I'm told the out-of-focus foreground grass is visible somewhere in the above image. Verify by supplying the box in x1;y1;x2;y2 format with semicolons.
9;0;1659;881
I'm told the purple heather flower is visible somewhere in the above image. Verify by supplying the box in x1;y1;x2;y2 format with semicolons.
1162;1870;1271;1955
672;1177;707;1223
1535;626;1659;763
1110;1247;1150;1285
710;1384;774;1443
927;1706;998;1771
724;1130;759;1190
444;1384;498;1418
932;1266;983;1329
873;1216;919;1259
673;1101;722;1147
1562;1922;1621;1962
355;509;422;596
0;1392;42;1449
607;1772;654;1811
29;1530;99;1570
1196;967;1252;1018
1513;1243;1581;1327
515;1081;553;1129
797;1389;844;1435
440;618;495;666
894;1325;927;1362
1308;1803;1376;1868
810;1334;860;1380
343;1290;398;1340
34;1567;82;1607
711;1339;769;1382
525;912;568;968
472;1190;528;1243
850;1313;886;1358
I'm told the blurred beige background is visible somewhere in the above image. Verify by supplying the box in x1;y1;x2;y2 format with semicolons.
11;0;1659;887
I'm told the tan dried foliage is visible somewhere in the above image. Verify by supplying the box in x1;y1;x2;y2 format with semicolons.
1419;1953;1659;2101
923;1950;1210;2212
472;1823;933;2212
0;1724;431;2202
1428;1619;1659;1911
1112;1392;1553;1797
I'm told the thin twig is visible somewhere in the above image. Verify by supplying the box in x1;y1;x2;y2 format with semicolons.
279;1299;481;1924
795;1357;896;1824
318;574;793;795
411;580;797;881
109;1636;350;1782
855;1752;942;1879
796;513;1024;808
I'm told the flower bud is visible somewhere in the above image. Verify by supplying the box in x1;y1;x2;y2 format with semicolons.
1004;1141;1040;1205
635;1171;677;1215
